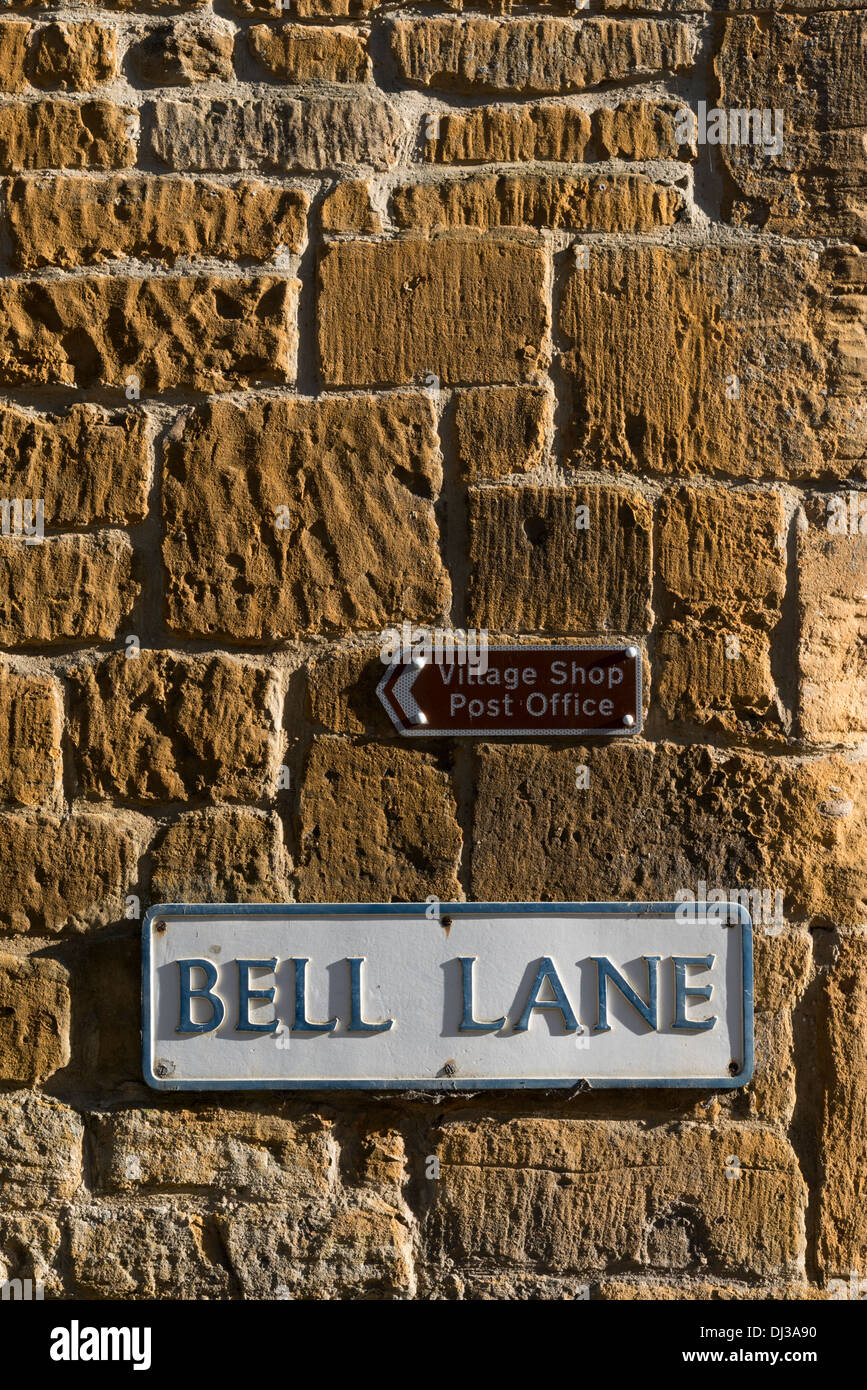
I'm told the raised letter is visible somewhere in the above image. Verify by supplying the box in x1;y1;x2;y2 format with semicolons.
237;958;278;1033
292;958;337;1033
672;955;716;1030
347;957;393;1033
177;959;224;1034
513;957;579;1033
592;956;659;1033
458;957;506;1032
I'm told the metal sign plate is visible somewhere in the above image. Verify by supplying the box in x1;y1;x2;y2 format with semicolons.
143;903;753;1092
376;645;642;736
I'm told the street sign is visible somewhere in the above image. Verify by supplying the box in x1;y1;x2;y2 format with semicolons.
376;644;642;736
143;902;752;1092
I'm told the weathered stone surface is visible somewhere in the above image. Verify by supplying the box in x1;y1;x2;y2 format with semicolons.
426;104;591;164
357;1124;405;1190
150;809;289;902
454;385;551;478
658;488;787;624
131;21;234;85
425;1119;804;1278
0;534;137;644
320;178;381;233
471;744;867;926
0;1092;82;1208
219;1204;414;1299
561;245;866;480
249;23;369;83
797;529;867;741
0;1215;62;1298
162;395;449;639
0;276;296;389
0;955;70;1082
30;21;116;89
297;739;462;901
92;1107;333;1199
76;0;208;9
597;1280;825;1301
717;13;867;243
149;96;403;172
70;1206;232;1299
7;176;308;266
748;1009;796;1126
304;644;395;736
467;485;652;632
753;931;811;1014
68;652;280;803
0;403;148;524
236;0;376;12
420;1269;588;1299
0;666;61;805
67;934;141;1090
0;19;30;92
392;172;683;233
655;620;779;735
819;931;867;1278
599;1;856;10
595;98;691;158
318;235;549;386
0;813;141;933
390;18;696;95
0;101;134;171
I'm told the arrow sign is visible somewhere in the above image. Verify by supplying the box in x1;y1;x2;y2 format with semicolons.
376;645;642;737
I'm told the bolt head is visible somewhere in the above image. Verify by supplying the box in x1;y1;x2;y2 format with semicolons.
625;645;639;659
622;714;635;728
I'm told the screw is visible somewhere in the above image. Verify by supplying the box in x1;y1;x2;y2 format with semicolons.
622;714;635;727
155;920;166;934
441;914;453;928
625;645;639;659
442;1059;457;1077
728;1060;739;1076
154;1062;169;1078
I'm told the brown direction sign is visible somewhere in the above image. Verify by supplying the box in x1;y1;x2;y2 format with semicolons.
376;645;642;737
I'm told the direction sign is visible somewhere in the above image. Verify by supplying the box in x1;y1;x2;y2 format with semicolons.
376;644;642;736
143;902;753;1092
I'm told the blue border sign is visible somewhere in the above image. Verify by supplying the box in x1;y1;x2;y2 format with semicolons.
142;901;753;1093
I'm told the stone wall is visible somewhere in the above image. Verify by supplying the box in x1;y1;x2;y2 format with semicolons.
0;0;864;1300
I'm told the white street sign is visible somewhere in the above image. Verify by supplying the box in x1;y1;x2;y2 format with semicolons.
143;902;753;1092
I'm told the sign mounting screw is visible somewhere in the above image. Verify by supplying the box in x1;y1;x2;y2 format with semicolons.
622;714;635;727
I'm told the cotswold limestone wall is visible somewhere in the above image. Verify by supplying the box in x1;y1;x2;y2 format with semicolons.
0;0;864;1302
